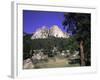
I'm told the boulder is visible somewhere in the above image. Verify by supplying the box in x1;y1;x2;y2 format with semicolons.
23;58;34;69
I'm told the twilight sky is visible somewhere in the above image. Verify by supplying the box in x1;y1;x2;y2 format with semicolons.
23;10;66;33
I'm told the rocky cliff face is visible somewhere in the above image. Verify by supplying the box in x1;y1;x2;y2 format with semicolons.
31;25;69;39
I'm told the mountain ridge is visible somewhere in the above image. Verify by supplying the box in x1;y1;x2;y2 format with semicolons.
31;25;69;39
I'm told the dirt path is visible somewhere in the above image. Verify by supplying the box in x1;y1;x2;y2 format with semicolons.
34;57;80;69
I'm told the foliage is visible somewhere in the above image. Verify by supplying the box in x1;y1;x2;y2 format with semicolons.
23;35;77;59
62;13;91;66
23;33;32;60
66;36;79;53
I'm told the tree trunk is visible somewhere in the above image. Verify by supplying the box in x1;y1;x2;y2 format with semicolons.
29;49;32;58
80;40;85;66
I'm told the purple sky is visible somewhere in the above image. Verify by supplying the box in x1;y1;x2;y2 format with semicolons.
23;10;66;33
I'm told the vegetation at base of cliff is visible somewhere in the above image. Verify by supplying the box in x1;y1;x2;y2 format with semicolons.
23;34;79;60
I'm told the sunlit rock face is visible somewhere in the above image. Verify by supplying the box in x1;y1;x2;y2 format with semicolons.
31;25;69;39
31;26;49;39
49;25;69;38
